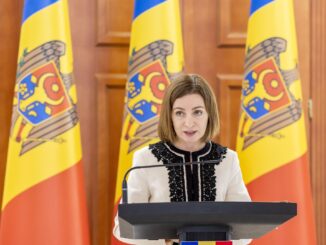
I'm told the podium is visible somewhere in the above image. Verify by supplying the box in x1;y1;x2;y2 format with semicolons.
118;201;297;242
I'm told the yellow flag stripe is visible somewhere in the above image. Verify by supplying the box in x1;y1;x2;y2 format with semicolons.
18;1;73;72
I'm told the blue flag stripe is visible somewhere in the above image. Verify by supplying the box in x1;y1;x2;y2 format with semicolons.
22;0;59;23
250;0;274;16
133;0;166;20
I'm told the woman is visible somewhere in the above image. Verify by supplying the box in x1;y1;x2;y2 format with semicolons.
114;74;251;245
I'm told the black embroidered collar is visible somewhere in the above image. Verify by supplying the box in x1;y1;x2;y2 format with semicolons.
149;141;227;202
165;141;212;161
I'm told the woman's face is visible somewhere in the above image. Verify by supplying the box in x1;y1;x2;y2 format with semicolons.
171;93;208;151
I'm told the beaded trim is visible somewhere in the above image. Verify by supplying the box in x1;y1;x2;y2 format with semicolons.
149;141;227;201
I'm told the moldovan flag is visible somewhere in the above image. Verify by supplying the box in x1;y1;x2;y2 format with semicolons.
112;0;184;244
0;0;90;244
236;0;316;244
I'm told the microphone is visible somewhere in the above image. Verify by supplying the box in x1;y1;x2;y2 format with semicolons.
122;159;220;204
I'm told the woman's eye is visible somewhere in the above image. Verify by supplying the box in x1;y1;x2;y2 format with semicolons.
175;111;184;116
193;110;203;116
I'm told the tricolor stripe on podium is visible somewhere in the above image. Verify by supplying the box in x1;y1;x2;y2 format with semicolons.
111;0;184;244
180;241;232;245
0;0;90;244
236;0;316;244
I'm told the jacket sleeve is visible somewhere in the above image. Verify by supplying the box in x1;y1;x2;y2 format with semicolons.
126;149;151;203
225;151;251;202
113;149;166;245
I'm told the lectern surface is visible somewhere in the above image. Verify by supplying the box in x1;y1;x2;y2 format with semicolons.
118;201;296;240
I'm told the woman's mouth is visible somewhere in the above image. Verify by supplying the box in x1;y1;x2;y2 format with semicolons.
184;131;197;136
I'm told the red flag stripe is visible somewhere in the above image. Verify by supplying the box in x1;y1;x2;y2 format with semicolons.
0;161;90;245
247;153;316;244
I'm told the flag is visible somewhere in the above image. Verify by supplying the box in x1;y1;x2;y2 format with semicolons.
112;0;184;244
0;0;90;244
236;0;316;244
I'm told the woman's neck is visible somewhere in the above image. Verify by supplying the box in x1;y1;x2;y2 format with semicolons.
173;140;206;152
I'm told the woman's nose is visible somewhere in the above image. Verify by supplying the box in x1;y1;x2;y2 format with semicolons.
184;115;194;127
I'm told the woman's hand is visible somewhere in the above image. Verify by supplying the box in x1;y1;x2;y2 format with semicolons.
165;239;174;245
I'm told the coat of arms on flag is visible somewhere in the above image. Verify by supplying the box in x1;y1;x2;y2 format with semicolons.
124;40;175;152
239;37;301;150
11;41;78;155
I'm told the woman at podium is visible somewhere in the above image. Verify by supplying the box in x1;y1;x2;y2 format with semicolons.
114;74;251;245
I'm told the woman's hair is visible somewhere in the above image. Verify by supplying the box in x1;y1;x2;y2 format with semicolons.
158;74;220;143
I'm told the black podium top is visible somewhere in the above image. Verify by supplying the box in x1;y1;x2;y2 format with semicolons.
118;201;297;240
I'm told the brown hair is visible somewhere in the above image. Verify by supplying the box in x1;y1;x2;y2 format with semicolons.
158;74;220;143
